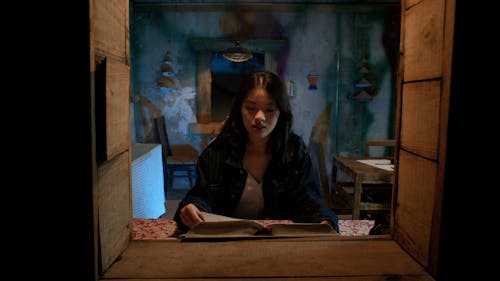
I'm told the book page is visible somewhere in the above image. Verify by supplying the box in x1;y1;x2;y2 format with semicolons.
201;212;243;222
201;212;293;227
182;220;264;239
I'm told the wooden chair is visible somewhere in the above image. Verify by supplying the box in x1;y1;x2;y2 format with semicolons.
331;139;395;218
364;139;395;158
153;115;198;196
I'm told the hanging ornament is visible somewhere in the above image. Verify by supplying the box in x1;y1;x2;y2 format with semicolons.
355;77;373;88
156;76;175;88
307;71;318;90
353;90;373;103
163;52;173;64
160;63;174;77
157;50;177;89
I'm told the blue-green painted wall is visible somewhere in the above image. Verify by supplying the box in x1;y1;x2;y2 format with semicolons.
130;2;400;187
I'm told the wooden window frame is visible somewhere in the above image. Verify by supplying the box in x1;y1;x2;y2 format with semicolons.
93;0;456;280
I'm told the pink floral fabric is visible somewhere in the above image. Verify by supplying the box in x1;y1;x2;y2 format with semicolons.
338;219;375;236
132;218;375;240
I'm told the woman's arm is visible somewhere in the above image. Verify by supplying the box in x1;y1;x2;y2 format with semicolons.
173;153;215;230
286;140;339;232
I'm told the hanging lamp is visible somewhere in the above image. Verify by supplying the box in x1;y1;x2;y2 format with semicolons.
222;41;253;63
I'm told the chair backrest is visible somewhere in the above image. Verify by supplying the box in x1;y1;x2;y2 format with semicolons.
153;115;172;195
364;139;395;157
153;115;173;157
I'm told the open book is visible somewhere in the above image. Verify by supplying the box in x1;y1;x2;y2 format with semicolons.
180;212;338;240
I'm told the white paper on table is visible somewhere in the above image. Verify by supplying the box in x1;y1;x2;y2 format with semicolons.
356;159;394;171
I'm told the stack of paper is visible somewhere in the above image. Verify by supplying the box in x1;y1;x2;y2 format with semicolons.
356;159;394;171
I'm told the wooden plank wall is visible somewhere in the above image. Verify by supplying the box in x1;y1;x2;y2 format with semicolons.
105;60;130;160
91;0;132;273
394;0;454;275
402;0;443;81
400;81;440;160
98;152;132;271
395;151;436;264
94;0;130;63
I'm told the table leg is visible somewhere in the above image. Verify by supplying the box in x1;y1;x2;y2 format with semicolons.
353;175;362;220
331;161;338;193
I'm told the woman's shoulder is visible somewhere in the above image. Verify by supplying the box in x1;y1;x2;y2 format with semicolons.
288;132;304;143
200;136;224;155
199;134;235;158
288;132;307;151
281;132;308;164
198;135;243;168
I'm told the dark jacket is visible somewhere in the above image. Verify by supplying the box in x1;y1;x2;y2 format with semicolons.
173;133;339;232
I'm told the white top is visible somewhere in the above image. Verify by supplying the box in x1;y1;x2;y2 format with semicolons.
232;173;264;219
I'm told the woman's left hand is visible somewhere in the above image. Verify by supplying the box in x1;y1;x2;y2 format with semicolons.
320;220;332;226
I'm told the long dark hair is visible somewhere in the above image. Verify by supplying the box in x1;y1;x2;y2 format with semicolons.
219;71;293;162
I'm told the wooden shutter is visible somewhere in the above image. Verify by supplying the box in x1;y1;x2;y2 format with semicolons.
394;0;455;275
91;0;131;273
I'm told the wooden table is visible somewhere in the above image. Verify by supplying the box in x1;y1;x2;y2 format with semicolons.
332;157;394;219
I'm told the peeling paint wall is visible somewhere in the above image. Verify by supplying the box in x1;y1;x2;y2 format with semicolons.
130;2;400;183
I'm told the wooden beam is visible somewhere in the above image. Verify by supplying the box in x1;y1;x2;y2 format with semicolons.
104;277;434;281
189;122;222;135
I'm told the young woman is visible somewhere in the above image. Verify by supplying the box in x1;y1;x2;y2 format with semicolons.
174;71;338;232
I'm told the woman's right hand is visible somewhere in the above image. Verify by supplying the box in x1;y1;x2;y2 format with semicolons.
179;203;205;229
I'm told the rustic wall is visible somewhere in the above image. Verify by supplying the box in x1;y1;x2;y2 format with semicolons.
130;2;399;187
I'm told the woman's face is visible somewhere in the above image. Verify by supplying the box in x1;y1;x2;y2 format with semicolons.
241;88;280;141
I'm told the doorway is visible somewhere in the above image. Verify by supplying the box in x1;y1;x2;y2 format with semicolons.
210;51;265;122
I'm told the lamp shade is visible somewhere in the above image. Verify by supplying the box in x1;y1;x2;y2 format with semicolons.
222;41;253;63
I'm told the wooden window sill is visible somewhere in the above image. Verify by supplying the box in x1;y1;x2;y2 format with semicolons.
102;238;432;280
